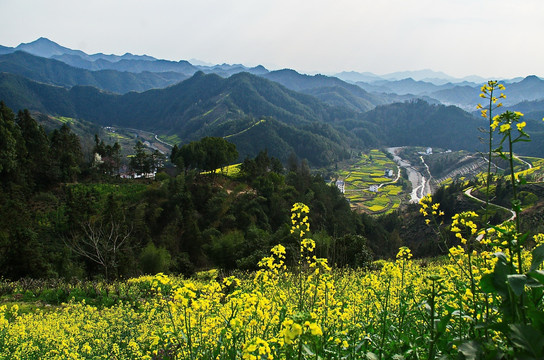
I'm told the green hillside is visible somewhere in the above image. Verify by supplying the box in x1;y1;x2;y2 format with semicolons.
0;72;361;165
0;51;188;93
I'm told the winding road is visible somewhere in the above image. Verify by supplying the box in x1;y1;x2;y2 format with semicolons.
464;187;516;221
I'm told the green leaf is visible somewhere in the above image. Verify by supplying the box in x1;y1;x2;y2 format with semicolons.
509;323;544;357
508;274;527;297
302;344;315;356
528;270;544;286
518;232;529;246
458;340;482;360
483;252;511;297
480;273;497;293
511;199;522;213
530;245;544;272
436;311;453;335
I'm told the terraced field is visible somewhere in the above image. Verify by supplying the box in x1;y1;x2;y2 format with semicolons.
336;149;406;214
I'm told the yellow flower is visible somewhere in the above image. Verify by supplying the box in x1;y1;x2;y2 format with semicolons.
516;121;526;131
500;123;511;133
491;118;500;131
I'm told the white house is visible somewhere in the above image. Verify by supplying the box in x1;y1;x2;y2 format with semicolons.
369;184;379;192
335;180;345;194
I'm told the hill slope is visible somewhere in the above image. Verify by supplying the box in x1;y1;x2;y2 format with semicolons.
0;51;188;94
0;71;360;165
262;69;386;112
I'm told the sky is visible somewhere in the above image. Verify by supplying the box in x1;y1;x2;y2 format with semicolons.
1;0;543;79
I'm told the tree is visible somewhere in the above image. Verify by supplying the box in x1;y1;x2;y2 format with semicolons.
129;141;150;176
93;135;121;176
17;110;52;189
199;137;238;173
50;124;83;182
150;149;166;173
172;137;238;173
0;102;26;185
66;210;132;280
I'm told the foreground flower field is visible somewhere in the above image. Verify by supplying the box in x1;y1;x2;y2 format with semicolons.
1;202;543;360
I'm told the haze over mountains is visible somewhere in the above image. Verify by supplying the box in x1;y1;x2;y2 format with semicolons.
1;38;543;163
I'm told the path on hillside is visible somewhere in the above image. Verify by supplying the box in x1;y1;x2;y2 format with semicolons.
224;119;266;139
377;164;401;189
464;187;517;241
154;135;174;148
514;154;533;169
464;187;516;222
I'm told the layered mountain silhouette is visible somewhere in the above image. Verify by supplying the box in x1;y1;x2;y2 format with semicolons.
1;37;543;163
0;51;189;93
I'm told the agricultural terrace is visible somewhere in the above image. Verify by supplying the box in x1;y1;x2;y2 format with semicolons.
157;134;182;147
513;156;544;182
337;150;405;214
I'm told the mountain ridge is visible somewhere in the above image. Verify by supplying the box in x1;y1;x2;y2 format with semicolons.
0;51;189;94
0;71;361;165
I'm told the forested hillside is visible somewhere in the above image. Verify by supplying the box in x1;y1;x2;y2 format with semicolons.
4;101;540;281
1;102;426;280
0;71;363;165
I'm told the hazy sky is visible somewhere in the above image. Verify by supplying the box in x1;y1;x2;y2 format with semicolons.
1;0;542;79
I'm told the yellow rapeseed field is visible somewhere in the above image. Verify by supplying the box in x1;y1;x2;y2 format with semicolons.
2;200;542;359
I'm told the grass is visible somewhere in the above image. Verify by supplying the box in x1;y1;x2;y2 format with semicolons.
54;116;75;124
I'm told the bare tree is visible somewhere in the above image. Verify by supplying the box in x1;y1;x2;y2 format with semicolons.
66;218;132;280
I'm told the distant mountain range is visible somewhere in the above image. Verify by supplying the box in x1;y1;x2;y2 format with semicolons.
2;38;543;110
0;51;189;94
0;37;268;78
335;69;488;85
1;37;543;162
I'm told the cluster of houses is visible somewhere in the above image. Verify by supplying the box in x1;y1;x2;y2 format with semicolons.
418;147;433;155
334;167;396;194
119;165;157;179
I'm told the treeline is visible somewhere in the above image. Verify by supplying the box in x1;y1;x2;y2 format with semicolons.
0;104;449;280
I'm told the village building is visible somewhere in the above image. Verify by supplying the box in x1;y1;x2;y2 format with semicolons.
335;180;345;194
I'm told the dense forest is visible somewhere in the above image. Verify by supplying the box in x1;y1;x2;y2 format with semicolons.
3;102;537;281
0;102;452;281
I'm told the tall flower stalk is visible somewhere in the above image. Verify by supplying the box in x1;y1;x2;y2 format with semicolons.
477;81;505;229
491;110;529;274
